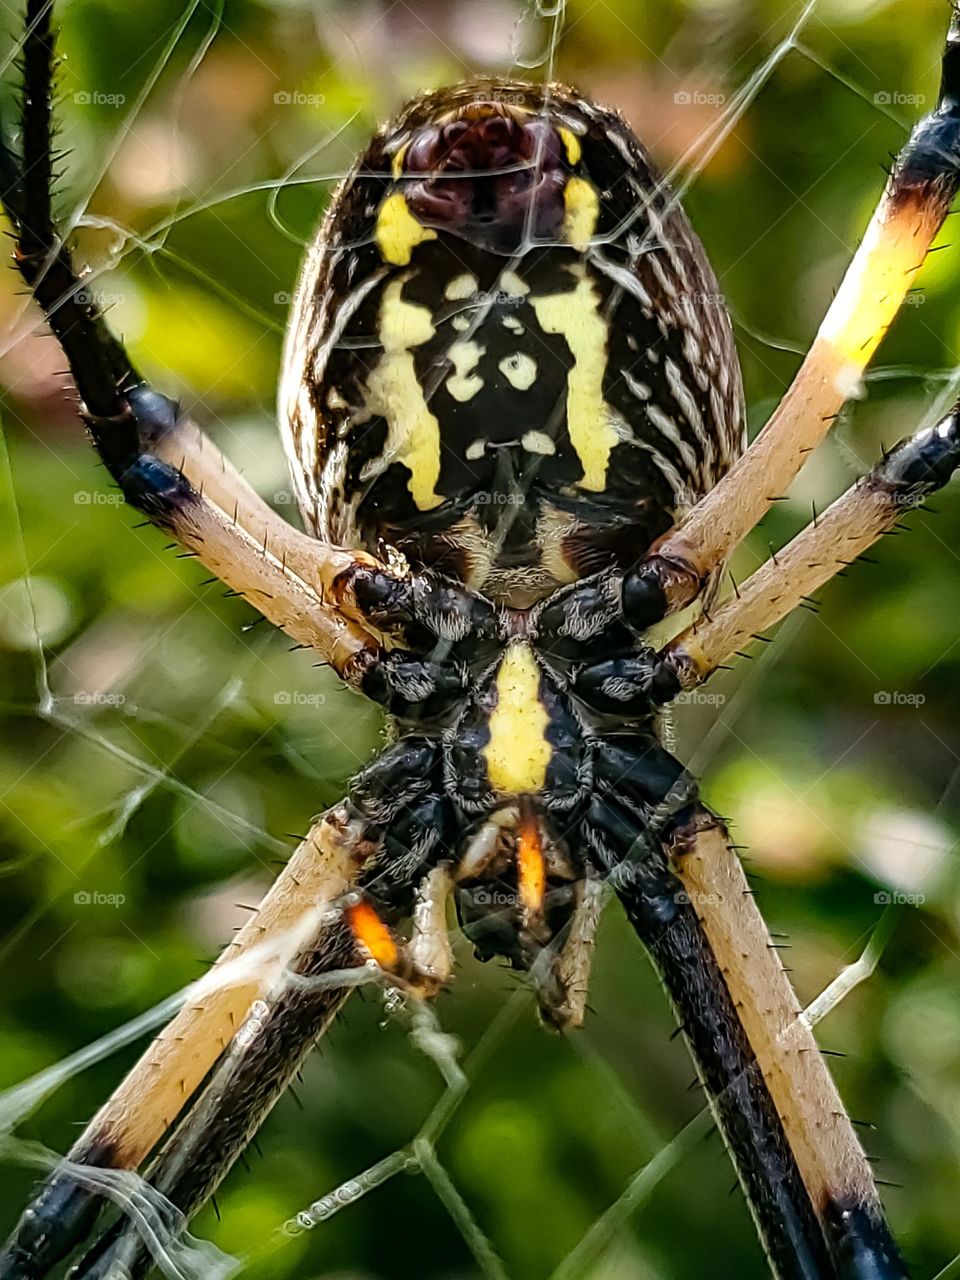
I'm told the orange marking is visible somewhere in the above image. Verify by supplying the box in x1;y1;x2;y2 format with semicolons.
517;816;546;916
346;900;400;970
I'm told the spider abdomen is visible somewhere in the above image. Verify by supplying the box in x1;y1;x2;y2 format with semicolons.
281;79;745;607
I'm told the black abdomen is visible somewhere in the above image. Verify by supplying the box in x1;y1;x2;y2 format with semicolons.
281;79;744;604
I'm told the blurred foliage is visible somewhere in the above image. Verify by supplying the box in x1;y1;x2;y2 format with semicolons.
1;1;960;1277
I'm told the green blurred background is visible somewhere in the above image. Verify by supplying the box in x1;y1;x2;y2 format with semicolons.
1;0;960;1276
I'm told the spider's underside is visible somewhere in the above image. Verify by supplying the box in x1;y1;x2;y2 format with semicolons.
2;2;960;1278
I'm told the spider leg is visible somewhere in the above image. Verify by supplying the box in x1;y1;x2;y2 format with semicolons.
657;402;960;690
621;5;960;627
0;0;452;679
535;874;605;1031
583;742;906;1280
0;805;371;1280
668;817;907;1280
9;744;454;1280
407;864;457;990
584;802;832;1279
64;916;361;1280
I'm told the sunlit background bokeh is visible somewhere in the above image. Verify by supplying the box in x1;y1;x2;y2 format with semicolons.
1;1;960;1277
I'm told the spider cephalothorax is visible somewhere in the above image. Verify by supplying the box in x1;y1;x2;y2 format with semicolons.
338;562;690;1026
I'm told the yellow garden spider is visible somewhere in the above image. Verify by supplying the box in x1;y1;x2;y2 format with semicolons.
1;1;960;1277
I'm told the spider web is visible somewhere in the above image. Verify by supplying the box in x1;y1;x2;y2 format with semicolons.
1;1;960;1277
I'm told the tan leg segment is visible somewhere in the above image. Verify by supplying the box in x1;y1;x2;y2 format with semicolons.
168;487;379;683
72;803;370;1170
671;820;878;1221
149;413;388;633
408;865;456;993
660;405;960;688
640;18;960;613
539;876;605;1031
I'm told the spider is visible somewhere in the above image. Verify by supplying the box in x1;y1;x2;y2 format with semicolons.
1;1;960;1277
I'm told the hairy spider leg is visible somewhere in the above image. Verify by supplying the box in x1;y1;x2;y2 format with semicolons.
620;6;960;628
61;741;467;1280
0;0;451;684
0;807;370;1279
671;822;906;1280
660;403;960;688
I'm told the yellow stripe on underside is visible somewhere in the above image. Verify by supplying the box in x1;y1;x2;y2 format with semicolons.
483;643;552;794
375;192;437;266
364;275;443;511
530;265;618;492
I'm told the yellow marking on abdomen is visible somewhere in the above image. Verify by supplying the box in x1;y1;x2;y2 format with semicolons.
375;192;437;266
483;643;552;794
447;339;484;401
531;265;618;492
559;126;582;165
390;143;409;179
365;276;443;510
563;176;599;251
